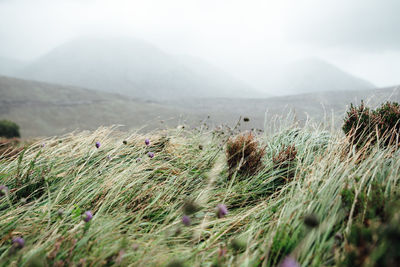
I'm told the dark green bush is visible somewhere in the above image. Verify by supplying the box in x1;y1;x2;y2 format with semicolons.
343;101;400;148
374;102;400;146
0;120;20;138
342;101;376;147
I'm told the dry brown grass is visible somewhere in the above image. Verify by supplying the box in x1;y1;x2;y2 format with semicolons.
226;132;266;178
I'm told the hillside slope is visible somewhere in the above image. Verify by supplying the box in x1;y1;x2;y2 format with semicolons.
167;85;400;129
0;75;191;137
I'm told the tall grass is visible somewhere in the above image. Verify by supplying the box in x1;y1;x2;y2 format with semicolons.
0;119;399;266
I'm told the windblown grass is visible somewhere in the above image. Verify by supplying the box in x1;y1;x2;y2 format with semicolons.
0;120;399;266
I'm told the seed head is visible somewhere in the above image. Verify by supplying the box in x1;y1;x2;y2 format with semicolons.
57;209;64;217
183;200;200;215
0;185;8;196
217;204;228;218
304;214;319;228
82;211;93;223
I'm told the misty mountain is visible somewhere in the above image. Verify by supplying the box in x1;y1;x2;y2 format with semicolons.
0;75;193;137
269;58;375;95
17;36;258;100
0;57;26;76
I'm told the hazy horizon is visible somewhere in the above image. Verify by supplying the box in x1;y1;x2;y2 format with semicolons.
0;0;399;95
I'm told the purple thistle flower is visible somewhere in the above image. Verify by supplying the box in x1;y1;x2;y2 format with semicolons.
217;204;228;218
280;256;300;267
12;237;25;249
145;138;150;146
147;152;154;158
82;211;93;223
95;142;101;149
182;215;191;226
0;185;8;196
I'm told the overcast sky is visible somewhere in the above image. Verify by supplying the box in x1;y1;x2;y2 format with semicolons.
0;0;399;88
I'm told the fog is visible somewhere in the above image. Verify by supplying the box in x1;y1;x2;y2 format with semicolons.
0;0;399;92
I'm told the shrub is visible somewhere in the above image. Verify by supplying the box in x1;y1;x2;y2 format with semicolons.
226;132;265;178
342;101;400;148
342;101;376;147
374;102;400;146
0;120;20;138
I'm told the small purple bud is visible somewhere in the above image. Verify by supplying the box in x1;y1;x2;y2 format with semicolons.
182;215;191;226
41;143;45;147
107;155;112;160
82;211;93;223
280;256;300;267
12;237;25;249
147;152;154;158
145;139;150;146
217;204;228;218
136;157;142;162
0;185;8;196
95;142;101;149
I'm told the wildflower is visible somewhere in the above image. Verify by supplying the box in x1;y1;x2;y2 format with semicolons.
95;142;101;149
0;185;8;196
107;155;112;160
280;256;300;267
145;139;150;146
136;157;142;162
12;237;25;249
147;152;154;158
217;204;228;218
82;211;93;223
304;213;319;228
182;215;191;226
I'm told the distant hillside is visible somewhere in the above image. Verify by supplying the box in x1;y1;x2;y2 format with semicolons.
0;74;397;137
263;58;375;95
0;56;26;76
17;36;257;100
0;75;192;137
166;85;400;129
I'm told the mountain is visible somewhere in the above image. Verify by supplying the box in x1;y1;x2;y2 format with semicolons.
265;58;375;95
17;36;257;100
0;75;193;137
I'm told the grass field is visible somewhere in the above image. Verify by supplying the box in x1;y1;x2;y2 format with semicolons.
0;117;399;266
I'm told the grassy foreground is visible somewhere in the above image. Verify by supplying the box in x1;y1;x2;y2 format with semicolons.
0;121;399;266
